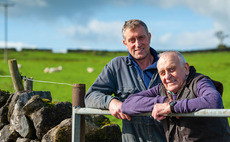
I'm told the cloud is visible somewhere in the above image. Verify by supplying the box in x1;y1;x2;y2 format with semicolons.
8;0;113;23
12;0;47;7
6;0;230;33
60;19;123;44
175;30;217;47
153;29;221;51
159;33;172;44
6;0;230;24
183;0;230;32
2;0;230;51
0;41;36;51
146;0;230;50
173;1;230;31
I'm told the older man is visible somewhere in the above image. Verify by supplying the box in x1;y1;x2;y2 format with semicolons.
85;19;166;142
121;51;230;142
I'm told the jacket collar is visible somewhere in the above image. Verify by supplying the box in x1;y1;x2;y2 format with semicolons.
186;66;197;85
174;66;196;99
127;47;159;68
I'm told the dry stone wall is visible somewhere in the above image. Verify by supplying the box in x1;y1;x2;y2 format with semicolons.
0;90;121;142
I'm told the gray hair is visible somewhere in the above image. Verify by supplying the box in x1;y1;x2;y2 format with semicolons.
122;19;149;39
158;51;187;67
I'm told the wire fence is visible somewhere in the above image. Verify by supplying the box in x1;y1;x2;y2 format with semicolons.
0;75;11;78
0;75;73;87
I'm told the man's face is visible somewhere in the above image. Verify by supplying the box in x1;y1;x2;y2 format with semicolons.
157;54;189;93
123;26;151;60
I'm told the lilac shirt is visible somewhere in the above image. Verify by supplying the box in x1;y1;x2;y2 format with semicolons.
121;77;223;115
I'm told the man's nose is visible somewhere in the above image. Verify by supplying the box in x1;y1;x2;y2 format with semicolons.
165;72;171;79
135;40;142;48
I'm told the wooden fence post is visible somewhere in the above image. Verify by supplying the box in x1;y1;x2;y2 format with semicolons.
8;59;24;92
72;84;85;107
72;84;85;142
24;77;33;91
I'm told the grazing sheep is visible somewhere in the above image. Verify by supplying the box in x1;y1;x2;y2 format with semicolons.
87;67;94;73
44;66;62;73
17;64;22;69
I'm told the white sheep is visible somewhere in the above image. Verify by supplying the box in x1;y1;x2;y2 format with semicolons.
17;64;22;69
87;67;94;73
44;66;62;73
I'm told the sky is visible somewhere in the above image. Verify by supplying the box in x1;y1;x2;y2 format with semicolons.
0;0;230;53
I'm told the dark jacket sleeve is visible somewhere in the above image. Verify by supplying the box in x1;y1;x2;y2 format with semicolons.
121;84;167;115
84;62;116;109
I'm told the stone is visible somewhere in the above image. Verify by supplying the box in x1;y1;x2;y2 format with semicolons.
10;103;36;138
0;90;11;108
16;138;40;142
22;95;47;115
0;124;20;142
8;91;52;122
0;106;9;129
9;91;52;139
16;138;31;142
85;115;122;142
85;123;121;142
30;102;72;139
41;118;72;142
0;93;14;130
85;115;110;134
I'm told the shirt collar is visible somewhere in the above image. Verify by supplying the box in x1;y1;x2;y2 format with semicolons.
128;47;159;69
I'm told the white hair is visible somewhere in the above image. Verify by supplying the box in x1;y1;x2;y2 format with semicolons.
158;50;186;67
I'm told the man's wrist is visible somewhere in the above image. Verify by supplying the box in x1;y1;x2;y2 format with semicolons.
169;101;177;113
164;97;170;103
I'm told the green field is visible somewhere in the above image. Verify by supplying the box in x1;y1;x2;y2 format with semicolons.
0;50;230;127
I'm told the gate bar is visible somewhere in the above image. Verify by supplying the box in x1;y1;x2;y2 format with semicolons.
74;108;230;117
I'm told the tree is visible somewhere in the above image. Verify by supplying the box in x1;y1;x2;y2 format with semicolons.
215;31;229;45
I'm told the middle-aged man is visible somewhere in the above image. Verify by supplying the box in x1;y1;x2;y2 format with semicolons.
121;51;230;142
85;19;166;142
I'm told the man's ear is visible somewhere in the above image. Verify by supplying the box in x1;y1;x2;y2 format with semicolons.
123;40;127;46
148;32;151;43
184;63;190;75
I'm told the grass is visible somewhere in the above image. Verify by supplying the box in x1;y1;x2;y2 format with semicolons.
0;50;127;103
0;50;229;127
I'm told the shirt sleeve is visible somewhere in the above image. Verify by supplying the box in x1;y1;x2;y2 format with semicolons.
174;77;223;113
121;84;167;115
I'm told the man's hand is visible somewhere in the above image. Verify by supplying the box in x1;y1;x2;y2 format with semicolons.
108;99;131;121
152;102;171;121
